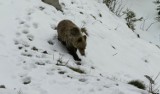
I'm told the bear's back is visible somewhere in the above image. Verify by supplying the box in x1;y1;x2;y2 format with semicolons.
57;20;76;32
57;20;81;41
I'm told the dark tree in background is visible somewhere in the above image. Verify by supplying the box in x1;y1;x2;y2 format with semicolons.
103;0;125;17
157;5;160;21
123;9;143;31
42;0;62;11
154;0;160;21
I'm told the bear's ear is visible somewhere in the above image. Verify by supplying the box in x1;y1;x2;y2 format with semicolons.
70;27;80;36
83;35;87;40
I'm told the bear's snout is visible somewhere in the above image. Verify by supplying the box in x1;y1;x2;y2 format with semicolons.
81;53;85;56
79;49;85;56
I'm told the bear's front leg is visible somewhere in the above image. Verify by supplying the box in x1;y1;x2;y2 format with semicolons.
67;47;81;61
58;37;66;46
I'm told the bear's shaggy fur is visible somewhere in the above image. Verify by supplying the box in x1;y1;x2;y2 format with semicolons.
57;20;87;61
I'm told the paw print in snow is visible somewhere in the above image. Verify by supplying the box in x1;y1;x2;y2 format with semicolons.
32;22;38;29
27;34;34;41
22;29;29;34
22;76;31;85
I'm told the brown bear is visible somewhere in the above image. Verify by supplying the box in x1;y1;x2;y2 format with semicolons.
57;20;87;61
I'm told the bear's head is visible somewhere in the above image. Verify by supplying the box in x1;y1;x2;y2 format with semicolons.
70;27;87;56
76;35;87;56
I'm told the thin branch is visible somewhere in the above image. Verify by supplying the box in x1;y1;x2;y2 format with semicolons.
146;21;158;31
154;72;160;81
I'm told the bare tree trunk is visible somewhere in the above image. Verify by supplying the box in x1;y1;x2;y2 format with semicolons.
42;0;62;11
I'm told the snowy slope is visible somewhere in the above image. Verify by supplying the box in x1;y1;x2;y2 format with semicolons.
125;0;160;45
0;0;160;94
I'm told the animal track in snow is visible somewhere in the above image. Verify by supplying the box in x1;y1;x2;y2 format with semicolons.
24;24;30;28
14;39;30;49
48;40;55;45
14;40;19;45
22;29;29;34
32;22;38;29
21;52;32;57
31;46;38;51
27;34;34;41
35;61;46;66
22;76;31;85
19;21;25;25
39;6;45;11
21;41;30;47
15;32;21;37
50;24;56;30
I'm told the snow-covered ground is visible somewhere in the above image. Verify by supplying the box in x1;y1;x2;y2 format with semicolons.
0;0;160;94
125;0;160;45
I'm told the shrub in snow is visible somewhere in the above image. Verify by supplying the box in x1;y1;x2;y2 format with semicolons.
145;74;160;94
154;0;160;3
42;0;62;11
154;0;160;21
103;0;118;13
123;9;143;31
128;80;146;90
0;85;5;88
56;55;69;66
103;0;125;17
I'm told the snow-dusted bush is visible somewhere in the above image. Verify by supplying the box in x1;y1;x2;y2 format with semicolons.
154;0;160;3
145;74;160;94
123;9;143;31
154;0;160;21
0;85;5;88
157;6;160;21
103;0;125;17
128;80;146;90
42;0;62;11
